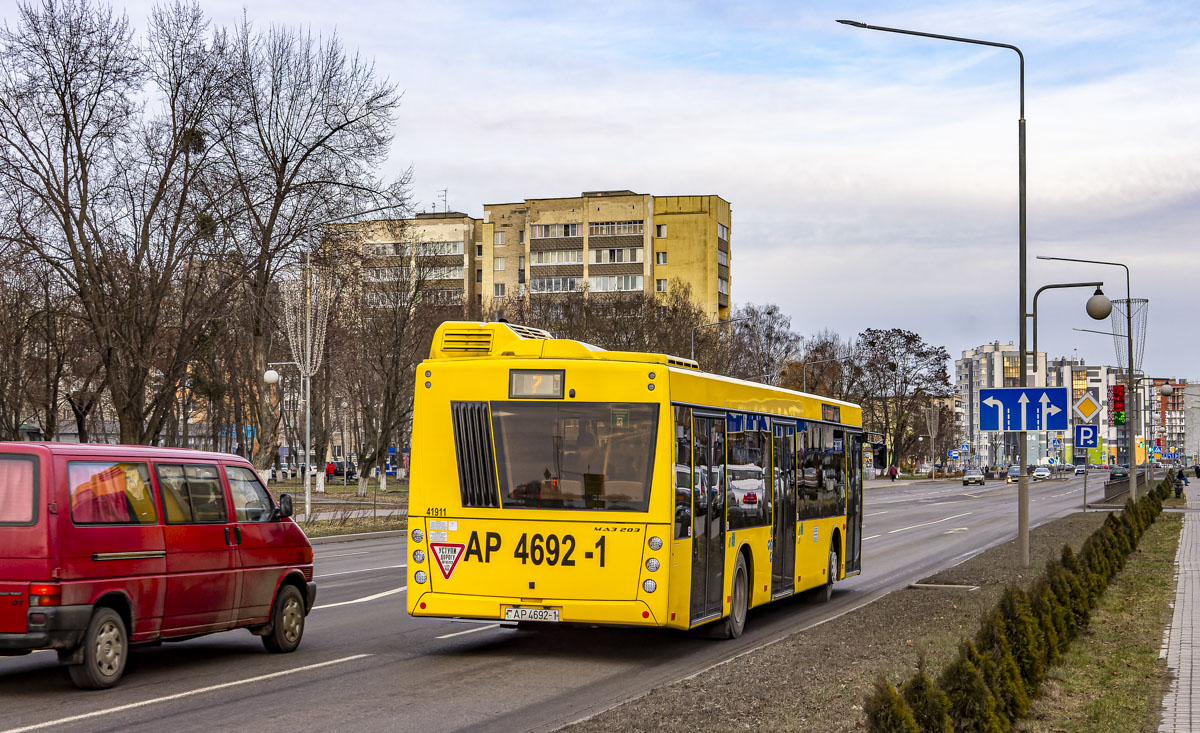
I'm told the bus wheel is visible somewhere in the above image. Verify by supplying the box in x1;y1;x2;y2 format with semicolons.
812;546;837;604
721;554;749;639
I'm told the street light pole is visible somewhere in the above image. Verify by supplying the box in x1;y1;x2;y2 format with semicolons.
1039;256;1138;498
265;360;308;519
690;316;750;362
838;19;1030;565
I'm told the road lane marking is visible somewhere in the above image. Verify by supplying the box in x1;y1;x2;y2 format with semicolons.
1051;490;1076;497
436;624;501;640
887;512;972;535
0;654;372;733
314;587;406;610
864;511;888;517
317;550;372;559
863;534;882;541
316;564;406;578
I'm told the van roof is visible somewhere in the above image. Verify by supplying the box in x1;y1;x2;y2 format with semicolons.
0;442;253;463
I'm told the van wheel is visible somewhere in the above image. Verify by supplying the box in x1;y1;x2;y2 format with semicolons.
811;546;837;604
262;585;305;653
67;608;127;689
720;554;749;639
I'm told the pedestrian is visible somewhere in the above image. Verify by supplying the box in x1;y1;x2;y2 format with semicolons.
1193;464;1199;479
888;464;898;482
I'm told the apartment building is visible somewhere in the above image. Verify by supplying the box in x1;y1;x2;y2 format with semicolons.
954;341;1049;467
353;190;732;321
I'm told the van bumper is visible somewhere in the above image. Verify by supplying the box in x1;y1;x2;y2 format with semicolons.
0;605;93;652
305;582;317;614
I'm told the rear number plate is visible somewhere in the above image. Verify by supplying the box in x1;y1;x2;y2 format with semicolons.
503;607;559;622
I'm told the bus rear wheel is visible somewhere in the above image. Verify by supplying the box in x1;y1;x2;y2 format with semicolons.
720;554;749;639
811;546;837;604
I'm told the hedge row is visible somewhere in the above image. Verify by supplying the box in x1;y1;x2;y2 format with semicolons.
865;473;1176;732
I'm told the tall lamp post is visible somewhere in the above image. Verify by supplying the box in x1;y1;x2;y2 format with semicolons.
1039;255;1140;499
837;19;1032;565
264;361;310;520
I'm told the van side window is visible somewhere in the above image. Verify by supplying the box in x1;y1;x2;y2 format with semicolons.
225;465;274;522
68;461;157;525
155;464;228;524
0;455;36;524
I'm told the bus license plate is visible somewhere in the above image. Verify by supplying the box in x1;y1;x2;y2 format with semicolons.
503;607;559;622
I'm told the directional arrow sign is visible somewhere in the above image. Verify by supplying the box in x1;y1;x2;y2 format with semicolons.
978;387;1070;432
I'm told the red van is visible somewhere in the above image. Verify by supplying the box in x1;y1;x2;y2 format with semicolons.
0;443;316;689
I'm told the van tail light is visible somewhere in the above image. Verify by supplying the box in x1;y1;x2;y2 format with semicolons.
300;547;314;564
29;583;61;607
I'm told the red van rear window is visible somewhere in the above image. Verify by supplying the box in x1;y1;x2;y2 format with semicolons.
0;455;35;524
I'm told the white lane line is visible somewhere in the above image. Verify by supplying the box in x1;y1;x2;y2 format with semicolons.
1;654;372;733
314;587;406;610
1051;490;1076;498
887;512;972;535
317;550;372;559
316;564;406;579
863;534;882;541
436;623;501;640
864;511;888;517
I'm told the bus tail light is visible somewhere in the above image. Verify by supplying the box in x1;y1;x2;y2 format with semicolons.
645;558;660;572
414;571;428;584
413;549;426;564
643;579;657;593
29;583;61;607
648;536;663;551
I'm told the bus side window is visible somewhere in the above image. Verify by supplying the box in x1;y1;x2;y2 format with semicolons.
674;406;692;539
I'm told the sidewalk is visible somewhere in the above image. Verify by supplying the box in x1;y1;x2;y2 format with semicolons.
1159;484;1197;732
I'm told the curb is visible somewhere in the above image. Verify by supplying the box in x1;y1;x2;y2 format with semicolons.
309;529;409;545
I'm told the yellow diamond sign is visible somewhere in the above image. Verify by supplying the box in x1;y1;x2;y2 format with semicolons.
1074;393;1102;422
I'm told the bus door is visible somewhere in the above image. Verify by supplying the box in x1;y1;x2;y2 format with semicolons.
690;413;726;624
771;420;796;597
845;433;864;575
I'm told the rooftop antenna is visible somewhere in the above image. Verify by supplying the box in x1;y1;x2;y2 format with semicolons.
438;188;448;214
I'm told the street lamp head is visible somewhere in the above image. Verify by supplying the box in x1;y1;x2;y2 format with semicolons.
263;368;280;386
1085;287;1112;320
837;19;867;27
1159;383;1174;397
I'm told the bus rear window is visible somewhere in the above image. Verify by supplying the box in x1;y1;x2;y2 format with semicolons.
0;455;36;524
491;402;659;511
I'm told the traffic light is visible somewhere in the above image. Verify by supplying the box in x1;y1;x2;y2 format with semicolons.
1111;385;1126;426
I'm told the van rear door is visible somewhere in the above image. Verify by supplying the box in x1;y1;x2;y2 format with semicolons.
0;453;45;634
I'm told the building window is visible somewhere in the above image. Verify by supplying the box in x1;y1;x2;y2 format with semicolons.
365;266;411;282
475;269;482;283
427;289;462;306
656;279;667;293
530;276;580;293
531;249;583;265
588;220;644;236
417;264;464;280
494;283;506;297
519;230;525;244
717;250;728;266
655;224;667;238
494;231;505;246
717;223;729;240
655;252;667;265
415;240;465;257
494;257;506;271
593;247;643;264
365;242;406;257
476;244;483;256
530;223;581;238
589;274;643;292
518;255;525;269
519;283;526;297
718;277;729;295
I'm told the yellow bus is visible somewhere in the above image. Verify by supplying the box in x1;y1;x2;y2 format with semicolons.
407;321;864;638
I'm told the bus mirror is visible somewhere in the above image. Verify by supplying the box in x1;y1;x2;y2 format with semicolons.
277;493;294;519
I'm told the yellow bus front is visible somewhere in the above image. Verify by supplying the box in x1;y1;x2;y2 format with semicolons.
407;349;674;628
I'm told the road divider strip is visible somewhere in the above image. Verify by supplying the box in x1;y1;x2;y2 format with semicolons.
0;654;373;733
314;587;406;610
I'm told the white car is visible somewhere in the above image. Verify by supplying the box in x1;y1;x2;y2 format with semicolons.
1032;466;1052;481
1074;465;1087;476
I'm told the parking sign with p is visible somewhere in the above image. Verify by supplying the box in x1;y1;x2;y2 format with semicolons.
1075;424;1098;448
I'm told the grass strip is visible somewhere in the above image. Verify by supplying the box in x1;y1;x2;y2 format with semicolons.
300;515;408;538
1018;512;1183;732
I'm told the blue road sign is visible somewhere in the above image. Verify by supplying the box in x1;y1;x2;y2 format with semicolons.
960;443;970;452
979;387;1070;432
948;449;959;459
1075;424;1099;448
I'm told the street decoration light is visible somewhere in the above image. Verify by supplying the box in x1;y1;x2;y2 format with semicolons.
837;19;1033;565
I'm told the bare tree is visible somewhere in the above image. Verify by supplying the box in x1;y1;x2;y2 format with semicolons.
216;20;407;474
728;302;802;384
0;0;234;443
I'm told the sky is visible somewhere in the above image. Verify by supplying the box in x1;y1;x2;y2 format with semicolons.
9;0;1199;378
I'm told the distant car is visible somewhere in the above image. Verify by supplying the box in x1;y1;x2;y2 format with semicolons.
963;468;985;486
1074;465;1087;476
1110;465;1129;480
1032;467;1052;481
1005;465;1022;484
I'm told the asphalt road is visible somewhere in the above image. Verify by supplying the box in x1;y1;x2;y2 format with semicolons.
0;471;1130;733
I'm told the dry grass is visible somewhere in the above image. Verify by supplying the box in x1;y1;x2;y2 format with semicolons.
1018;512;1183;732
299;515;408;538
